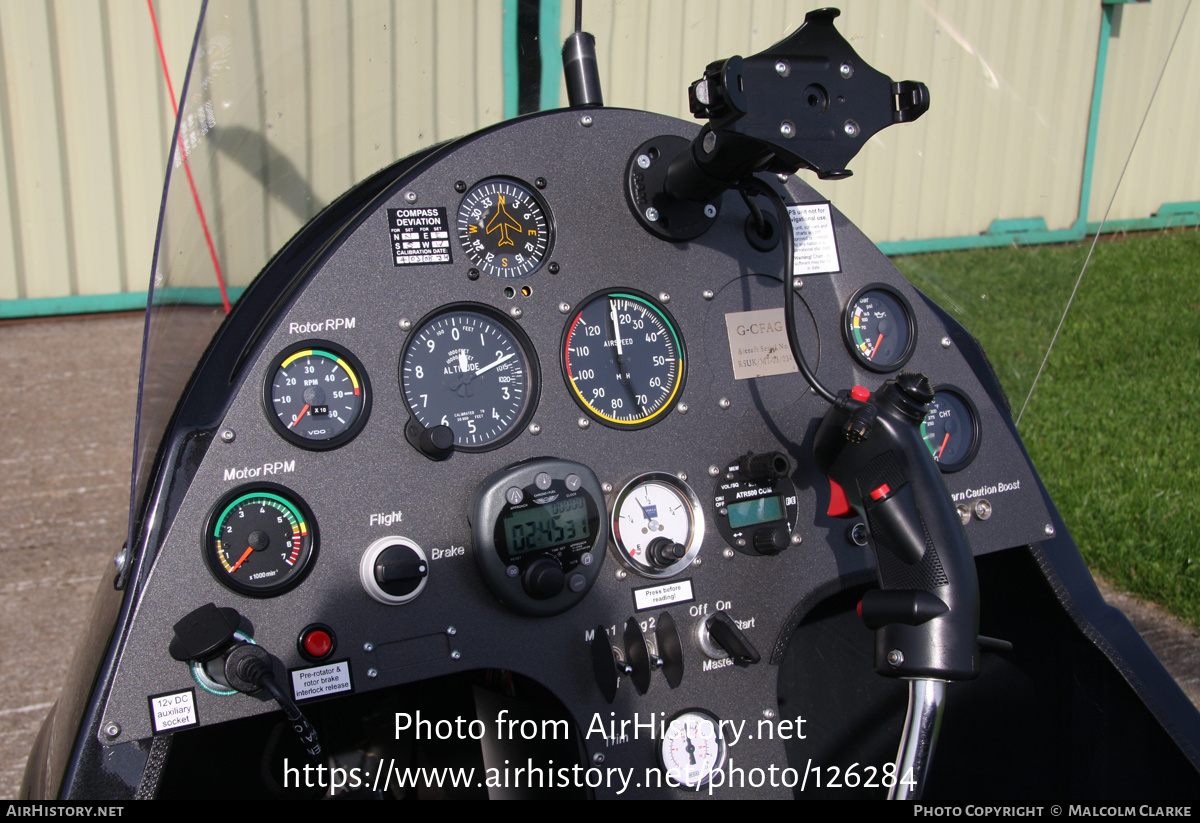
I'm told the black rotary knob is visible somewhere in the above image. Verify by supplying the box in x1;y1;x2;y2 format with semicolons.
522;558;565;600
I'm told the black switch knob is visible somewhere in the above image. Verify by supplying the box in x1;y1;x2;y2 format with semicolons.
753;527;790;555
646;536;687;568
417;424;455;460
374;544;428;598
522;558;564;600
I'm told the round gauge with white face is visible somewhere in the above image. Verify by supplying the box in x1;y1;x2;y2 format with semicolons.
611;473;703;577
660;710;726;789
399;305;539;452
456;177;552;279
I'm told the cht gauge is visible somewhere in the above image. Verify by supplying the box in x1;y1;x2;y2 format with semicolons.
843;283;917;372
204;484;317;597
265;341;371;450
400;304;539;453
611;473;704;577
922;386;981;472
562;290;685;429
456;177;552;279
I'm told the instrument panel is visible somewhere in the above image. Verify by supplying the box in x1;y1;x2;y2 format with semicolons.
102;108;1053;797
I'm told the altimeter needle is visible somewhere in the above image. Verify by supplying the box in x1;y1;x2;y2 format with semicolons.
229;546;255;573
475;352;515;376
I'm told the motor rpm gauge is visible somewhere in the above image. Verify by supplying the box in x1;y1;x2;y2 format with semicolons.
456;177;552;279
843;283;917;372
264;341;371;450
204;485;317;598
562;291;685;429
400;304;539;452
921;386;981;472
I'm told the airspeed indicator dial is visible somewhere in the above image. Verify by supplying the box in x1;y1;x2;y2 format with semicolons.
456;178;552;279
562;291;685;429
400;305;539;452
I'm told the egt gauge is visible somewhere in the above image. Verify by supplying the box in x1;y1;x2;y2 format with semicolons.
562;290;685;429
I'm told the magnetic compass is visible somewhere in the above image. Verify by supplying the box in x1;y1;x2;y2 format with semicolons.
456;178;552;279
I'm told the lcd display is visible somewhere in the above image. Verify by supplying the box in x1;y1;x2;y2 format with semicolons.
726;495;784;529
504;496;591;555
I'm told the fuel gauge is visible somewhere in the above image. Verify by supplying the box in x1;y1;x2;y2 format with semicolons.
611;473;703;578
921;386;981;472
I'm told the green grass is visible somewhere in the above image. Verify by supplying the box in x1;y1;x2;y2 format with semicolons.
892;230;1200;627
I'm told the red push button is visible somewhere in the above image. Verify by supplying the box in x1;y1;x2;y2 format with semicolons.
301;628;333;659
870;484;891;501
851;385;871;402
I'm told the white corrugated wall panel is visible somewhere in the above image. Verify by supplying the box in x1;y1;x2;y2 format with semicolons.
1091;1;1200;224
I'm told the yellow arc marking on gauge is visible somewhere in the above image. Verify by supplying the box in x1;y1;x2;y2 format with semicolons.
280;349;361;391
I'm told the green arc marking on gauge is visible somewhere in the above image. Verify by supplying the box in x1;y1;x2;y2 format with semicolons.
213;492;306;538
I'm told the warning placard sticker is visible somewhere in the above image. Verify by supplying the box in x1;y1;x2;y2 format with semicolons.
291;659;353;701
787;202;841;275
389;207;452;266
148;689;198;734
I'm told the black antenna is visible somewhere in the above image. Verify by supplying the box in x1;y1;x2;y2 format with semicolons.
562;0;602;107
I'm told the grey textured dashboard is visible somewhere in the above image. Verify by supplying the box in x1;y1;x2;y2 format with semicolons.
101;108;1049;795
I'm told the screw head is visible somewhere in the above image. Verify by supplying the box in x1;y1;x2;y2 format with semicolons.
941;336;953;349
637;154;651;169
659;292;670;303
527;423;541;436
777;173;790;183
467;268;480;281
793;277;804;290
404;190;418;204
708;465;720;477
974;499;993;520
704;204;717;218
535;177;547;189
763;708;777;719
723;548;735;559
676;472;688;482
780;120;795;138
363;642;374;652
578;417;590;429
844;120;860;137
558;301;571;314
367;667;379;678
702;289;715;300
840;61;853;78
547;262;560;274
1045;524;1056;537
103;722;120;739
676;402;688;414
645;207;660;222
887;650;904;667
447;626;457;635
113;547;127;575
399;318;412;331
775;60;789;77
615;569;627;581
580;114;594;127
602;482;613;494
592;752;606;765
220;429;235;443
791;533;803;545
509;307;522;319
692;557;702;566
454;180;466;193
451;650;462;660
957;504;972;526
718;397;731;409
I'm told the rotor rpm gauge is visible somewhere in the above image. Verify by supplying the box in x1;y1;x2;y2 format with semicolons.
204;485;317;597
562;291;685;429
265;341;371;450
611;473;704;577
400;304;539;452
843;283;917;372
456;177;552;279
921;386;982;472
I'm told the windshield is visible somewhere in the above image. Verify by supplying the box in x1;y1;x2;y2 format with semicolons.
134;0;1197;616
